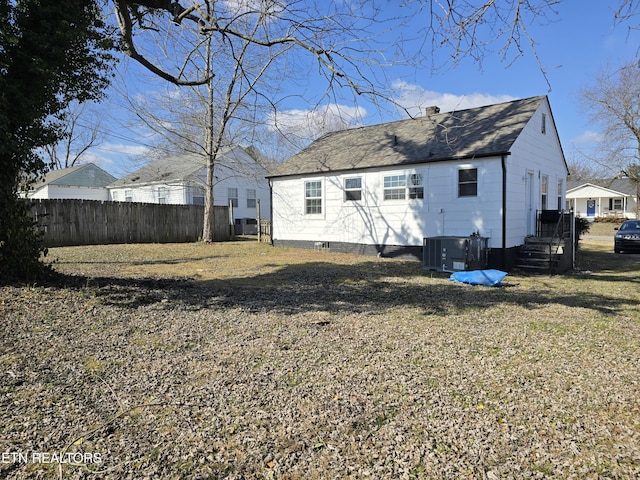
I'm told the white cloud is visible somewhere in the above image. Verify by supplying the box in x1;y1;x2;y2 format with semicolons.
268;104;367;142
572;130;604;144
391;80;516;117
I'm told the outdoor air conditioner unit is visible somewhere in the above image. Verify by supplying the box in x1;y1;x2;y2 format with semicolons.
423;236;489;273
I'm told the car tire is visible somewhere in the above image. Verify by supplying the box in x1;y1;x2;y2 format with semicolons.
615;248;621;254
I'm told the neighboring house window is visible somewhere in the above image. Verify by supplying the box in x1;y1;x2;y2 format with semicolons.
305;180;322;214
541;113;547;135
344;177;362;201
228;188;238;208
112;191;118;201
158;187;167;204
408;173;424;199
384;174;406;200
125;190;133;202
541;174;549;209
192;186;205;205
458;168;477;197
247;189;256;208
609;198;623;210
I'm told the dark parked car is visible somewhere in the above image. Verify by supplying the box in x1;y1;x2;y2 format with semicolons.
614;220;640;253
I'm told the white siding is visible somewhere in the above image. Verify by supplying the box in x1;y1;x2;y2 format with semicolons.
272;158;505;248
505;99;568;246
272;99;568;250
30;185;110;201
108;160;271;220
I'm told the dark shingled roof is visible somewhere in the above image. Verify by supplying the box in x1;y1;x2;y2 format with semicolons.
269;96;547;178
109;154;205;187
567;178;637;196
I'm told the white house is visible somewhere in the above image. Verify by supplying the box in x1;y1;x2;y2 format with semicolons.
566;179;638;219
25;163;116;200
108;147;271;227
268;96;569;270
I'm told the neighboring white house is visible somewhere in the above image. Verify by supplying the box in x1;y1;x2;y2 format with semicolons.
268;96;569;270
108;147;271;224
25;163;116;200
566;179;638;219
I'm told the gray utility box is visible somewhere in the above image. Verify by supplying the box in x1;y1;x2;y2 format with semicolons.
423;236;489;272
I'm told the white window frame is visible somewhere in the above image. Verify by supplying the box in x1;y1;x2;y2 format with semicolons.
305;180;322;214
246;189;257;208
158;186;168;204
541;174;549;210
344;177;362;202
124;189;133;202
557;179;563;211
228;188;238;208
383;174;406;200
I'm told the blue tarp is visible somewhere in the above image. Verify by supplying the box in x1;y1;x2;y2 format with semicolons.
449;269;507;287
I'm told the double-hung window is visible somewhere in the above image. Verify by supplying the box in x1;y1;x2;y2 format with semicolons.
458;168;478;197
557;179;563;211
541;174;548;209
228;188;238;208
246;189;256;208
384;174;406;200
158;186;168;204
408;173;424;199
305;181;322;214
344;177;362;201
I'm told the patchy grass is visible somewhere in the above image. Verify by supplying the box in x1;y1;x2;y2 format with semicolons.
1;239;639;479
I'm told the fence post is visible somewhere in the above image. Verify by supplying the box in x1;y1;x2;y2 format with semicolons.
257;199;261;243
229;199;234;240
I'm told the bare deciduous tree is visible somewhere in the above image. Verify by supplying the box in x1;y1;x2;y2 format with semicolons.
580;61;640;217
42;102;103;170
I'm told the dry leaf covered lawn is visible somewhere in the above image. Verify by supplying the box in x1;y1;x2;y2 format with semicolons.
1;240;639;479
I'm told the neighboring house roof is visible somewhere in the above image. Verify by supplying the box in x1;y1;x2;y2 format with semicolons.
29;163;116;193
269;96;555;178
567;178;638;197
109;147;263;188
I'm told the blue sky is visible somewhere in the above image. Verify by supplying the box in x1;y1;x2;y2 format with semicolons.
88;1;640;177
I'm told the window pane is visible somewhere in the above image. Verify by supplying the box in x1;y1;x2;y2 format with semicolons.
409;187;424;199
345;190;362;201
409;173;423;187
384;188;406;200
305;181;321;198
458;169;477;183
459;183;477;197
306;198;322;214
345;178;361;189
384;175;406;188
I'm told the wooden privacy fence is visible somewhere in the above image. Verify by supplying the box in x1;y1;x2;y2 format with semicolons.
28;199;230;247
